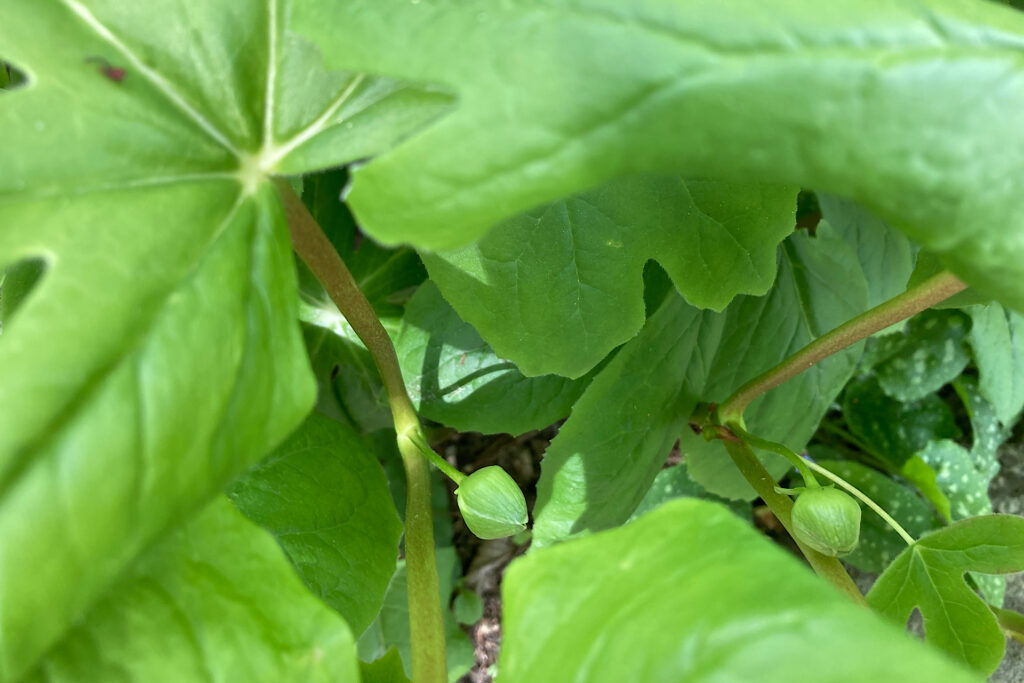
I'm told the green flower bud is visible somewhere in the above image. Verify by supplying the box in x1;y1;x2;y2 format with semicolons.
791;486;861;557
456;466;528;540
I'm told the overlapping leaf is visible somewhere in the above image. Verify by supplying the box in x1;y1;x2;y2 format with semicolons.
298;0;1024;310
422;178;796;377
0;1;451;676
503;499;980;683
25;499;359;683
395;281;593;434
868;515;1024;676
227;414;403;635
532;227;868;544
967;303;1024;424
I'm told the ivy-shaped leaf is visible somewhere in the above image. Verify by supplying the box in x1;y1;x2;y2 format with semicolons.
422;177;796;377
0;1;451;676
26;499;359;682
299;1;1024;310
867;515;1024;676
504;499;980;683
395;281;593;435
227;414;403;635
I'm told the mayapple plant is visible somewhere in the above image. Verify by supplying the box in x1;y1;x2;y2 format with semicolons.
3;1;1024;683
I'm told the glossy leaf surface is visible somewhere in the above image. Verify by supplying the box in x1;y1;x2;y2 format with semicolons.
503;499;980;683
26;499;359;683
0;1;450;675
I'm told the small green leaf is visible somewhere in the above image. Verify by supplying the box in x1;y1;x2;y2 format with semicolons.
360;648;410;683
227;414;403;635
395;281;592;435
422;177;796;377
843;376;960;467
502;499;980;683
967;303;1024;424
453;587;484;626
27;499;359;683
868;515;1024;676
815;459;936;573
872;310;971;402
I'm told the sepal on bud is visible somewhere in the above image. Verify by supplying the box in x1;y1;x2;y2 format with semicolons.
456;466;528;540
790;486;861;557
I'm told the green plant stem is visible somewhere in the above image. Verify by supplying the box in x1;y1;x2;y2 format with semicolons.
805;460;915;546
727;423;820;488
718;270;966;424
276;179;447;683
721;438;867;605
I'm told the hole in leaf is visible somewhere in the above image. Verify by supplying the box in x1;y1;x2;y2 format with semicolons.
0;61;27;92
0;258;47;332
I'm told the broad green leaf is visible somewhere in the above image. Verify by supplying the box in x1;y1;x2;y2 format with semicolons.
534;228;867;543
872;310;971;402
531;293;707;546
868;515;1024;676
0;2;451;676
967;303;1024;424
687;226;869;500
423;177;796;377
360;648;410;683
842;376;960;467
26;498;359;683
502;499;980;683
227;413;403;635
818;195;917;308
396;281;592;435
629;461;751;522
298;0;1024;310
815;459;936;574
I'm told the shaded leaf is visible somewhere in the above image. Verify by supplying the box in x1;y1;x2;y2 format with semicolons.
818;195;917;308
360;648;410;683
967;303;1024;424
227;413;403;635
423;177;796;377
503;499;980;683
868;515;1024;675
26;499;359;683
872;310;971;402
842;376;960;467
300;0;1024;310
395;281;592;435
629;461;751;522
